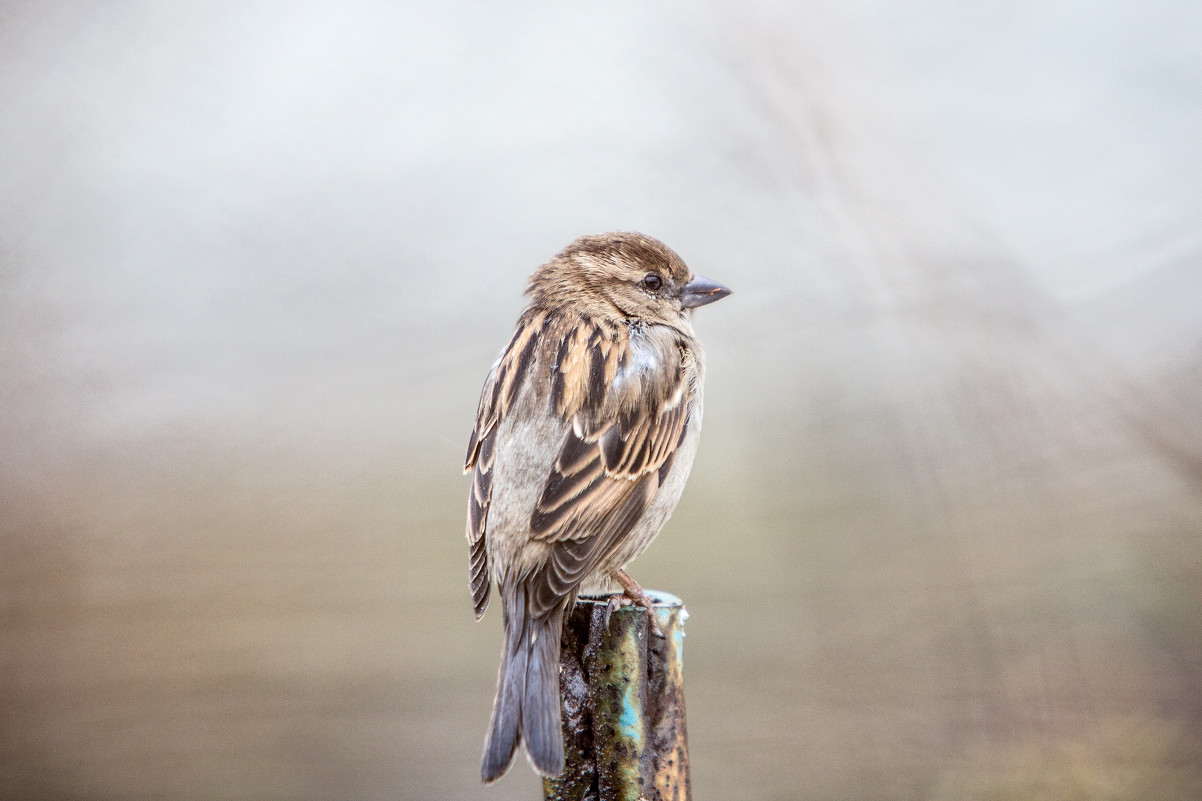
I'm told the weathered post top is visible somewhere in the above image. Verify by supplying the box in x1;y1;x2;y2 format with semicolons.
545;591;690;801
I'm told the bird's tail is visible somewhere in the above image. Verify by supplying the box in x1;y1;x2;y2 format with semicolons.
480;584;564;782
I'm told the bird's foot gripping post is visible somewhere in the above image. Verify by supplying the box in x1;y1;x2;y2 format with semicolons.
545;591;690;801
610;569;666;639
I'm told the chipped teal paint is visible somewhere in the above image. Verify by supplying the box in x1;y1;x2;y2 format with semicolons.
653;591;688;680
619;677;643;746
607;622;643;801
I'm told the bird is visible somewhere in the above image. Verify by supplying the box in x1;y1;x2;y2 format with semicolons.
464;232;730;783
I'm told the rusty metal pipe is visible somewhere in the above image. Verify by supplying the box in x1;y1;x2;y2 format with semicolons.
544;590;690;801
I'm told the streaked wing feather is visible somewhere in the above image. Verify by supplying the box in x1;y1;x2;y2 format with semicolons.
525;333;692;618
533;398;690;544
466;431;495;618
464;309;549;619
528;473;657;619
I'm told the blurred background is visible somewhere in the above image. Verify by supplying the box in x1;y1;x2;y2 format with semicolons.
2;2;1201;799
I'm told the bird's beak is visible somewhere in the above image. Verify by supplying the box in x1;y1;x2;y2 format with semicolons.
680;275;732;309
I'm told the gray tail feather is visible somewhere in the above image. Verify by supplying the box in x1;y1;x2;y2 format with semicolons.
520;609;563;777
480;587;564;782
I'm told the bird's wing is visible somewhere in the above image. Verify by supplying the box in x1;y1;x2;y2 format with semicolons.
526;331;692;619
464;309;548;619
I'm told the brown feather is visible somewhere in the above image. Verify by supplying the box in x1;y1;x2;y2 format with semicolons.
465;309;550;618
527;473;657;619
523;321;693;617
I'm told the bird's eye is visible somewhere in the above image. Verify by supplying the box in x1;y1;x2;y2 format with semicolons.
642;273;663;291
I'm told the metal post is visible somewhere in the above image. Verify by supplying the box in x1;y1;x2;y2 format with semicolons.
544;590;691;801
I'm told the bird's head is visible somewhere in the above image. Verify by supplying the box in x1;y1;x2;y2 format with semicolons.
527;232;730;327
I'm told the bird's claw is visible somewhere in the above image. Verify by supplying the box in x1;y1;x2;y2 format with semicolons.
643;604;665;639
603;594;622;630
603;592;665;638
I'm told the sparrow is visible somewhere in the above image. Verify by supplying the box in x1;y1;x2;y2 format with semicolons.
464;232;730;782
